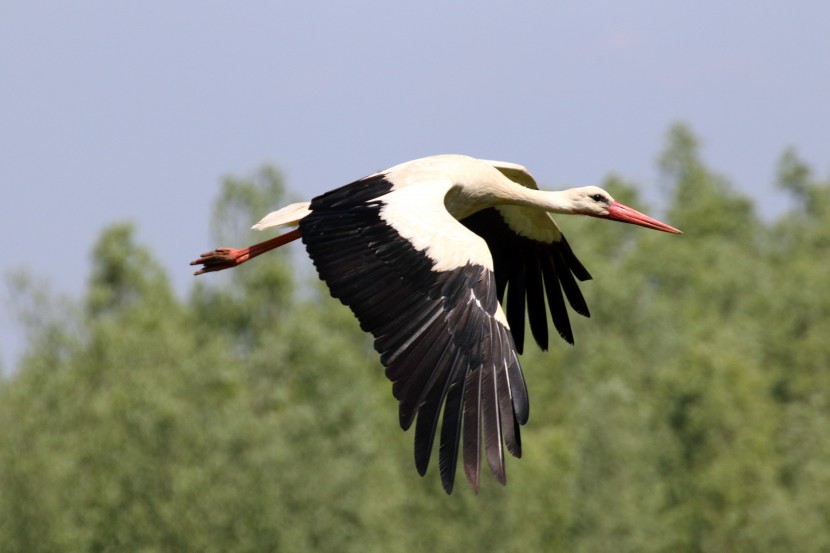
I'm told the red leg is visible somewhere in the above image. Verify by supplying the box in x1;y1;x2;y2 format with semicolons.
190;228;302;275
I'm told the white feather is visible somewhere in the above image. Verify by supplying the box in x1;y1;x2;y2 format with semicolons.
251;202;311;231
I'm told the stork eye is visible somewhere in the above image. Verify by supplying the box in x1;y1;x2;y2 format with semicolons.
590;193;606;203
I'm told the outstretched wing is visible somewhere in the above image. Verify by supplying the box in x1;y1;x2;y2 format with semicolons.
461;161;593;352
299;173;528;494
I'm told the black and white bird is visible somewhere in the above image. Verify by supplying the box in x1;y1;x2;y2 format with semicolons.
191;154;681;494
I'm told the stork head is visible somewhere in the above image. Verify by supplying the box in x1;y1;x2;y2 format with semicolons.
568;186;682;234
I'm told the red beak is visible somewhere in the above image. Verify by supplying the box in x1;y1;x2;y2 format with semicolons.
606;202;682;234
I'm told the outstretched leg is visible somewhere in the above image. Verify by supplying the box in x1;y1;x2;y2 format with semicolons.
190;228;302;275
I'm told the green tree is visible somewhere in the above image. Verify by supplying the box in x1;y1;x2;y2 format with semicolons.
3;133;830;552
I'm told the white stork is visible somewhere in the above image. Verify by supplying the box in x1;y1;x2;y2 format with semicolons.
191;154;681;494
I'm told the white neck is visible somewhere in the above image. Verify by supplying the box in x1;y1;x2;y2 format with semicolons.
443;169;582;220
503;186;580;214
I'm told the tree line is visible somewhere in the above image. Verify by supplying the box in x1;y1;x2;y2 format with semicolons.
1;124;828;552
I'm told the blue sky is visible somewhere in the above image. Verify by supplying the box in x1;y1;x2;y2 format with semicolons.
2;1;829;369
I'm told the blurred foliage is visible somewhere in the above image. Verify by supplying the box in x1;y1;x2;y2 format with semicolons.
2;126;830;552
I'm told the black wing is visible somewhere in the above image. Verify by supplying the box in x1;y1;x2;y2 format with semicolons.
300;175;528;494
462;207;592;352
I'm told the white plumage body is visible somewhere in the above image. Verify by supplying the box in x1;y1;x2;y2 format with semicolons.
193;154;681;494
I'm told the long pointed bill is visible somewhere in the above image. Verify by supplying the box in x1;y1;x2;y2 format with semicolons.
606;202;682;234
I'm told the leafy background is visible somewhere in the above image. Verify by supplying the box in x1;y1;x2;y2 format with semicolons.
2;124;829;552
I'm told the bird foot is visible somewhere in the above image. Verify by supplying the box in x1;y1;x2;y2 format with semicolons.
190;247;250;275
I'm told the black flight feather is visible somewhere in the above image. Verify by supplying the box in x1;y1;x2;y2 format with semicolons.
461;207;593;352
301;176;531;494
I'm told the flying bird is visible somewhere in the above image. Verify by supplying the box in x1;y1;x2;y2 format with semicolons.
191;154;681;494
